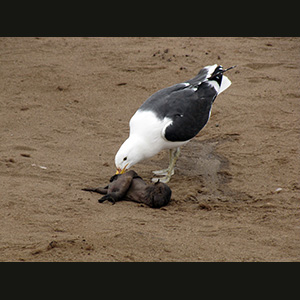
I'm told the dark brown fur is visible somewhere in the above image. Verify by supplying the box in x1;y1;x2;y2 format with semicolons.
82;170;171;208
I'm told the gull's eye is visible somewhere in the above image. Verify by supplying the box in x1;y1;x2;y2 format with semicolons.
123;157;127;161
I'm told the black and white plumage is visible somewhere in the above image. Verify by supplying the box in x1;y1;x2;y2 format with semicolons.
115;64;235;182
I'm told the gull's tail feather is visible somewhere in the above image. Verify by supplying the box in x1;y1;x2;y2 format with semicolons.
208;65;237;94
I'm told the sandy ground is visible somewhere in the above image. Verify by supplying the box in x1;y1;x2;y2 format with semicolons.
0;37;299;262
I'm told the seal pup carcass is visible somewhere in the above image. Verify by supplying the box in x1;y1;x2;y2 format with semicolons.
83;170;171;208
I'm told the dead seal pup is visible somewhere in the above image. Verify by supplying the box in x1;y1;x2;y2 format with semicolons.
82;170;171;208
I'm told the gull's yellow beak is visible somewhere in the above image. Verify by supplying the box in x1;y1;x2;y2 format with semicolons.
115;164;128;175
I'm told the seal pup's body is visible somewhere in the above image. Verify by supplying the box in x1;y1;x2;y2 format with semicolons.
83;170;171;208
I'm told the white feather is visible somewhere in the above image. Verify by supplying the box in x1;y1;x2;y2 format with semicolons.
204;65;232;94
115;110;188;170
204;64;218;78
219;75;231;94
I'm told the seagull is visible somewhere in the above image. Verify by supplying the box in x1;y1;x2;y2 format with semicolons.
115;64;236;183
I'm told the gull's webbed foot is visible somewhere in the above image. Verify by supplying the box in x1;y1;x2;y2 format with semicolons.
151;175;171;183
152;168;174;176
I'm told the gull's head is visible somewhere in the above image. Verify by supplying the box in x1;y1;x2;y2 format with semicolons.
115;136;146;174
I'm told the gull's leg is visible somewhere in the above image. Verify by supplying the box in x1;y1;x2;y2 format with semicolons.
152;147;180;183
152;149;174;176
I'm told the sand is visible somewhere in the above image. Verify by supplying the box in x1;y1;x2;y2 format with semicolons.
0;37;299;261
